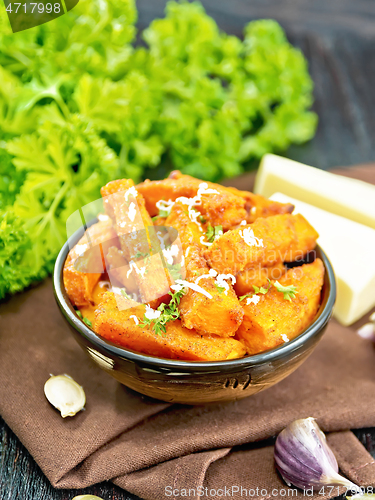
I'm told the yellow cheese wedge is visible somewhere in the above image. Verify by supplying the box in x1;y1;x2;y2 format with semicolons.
255;154;375;230
270;193;375;326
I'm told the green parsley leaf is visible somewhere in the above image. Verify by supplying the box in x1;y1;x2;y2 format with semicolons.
239;281;270;301
206;225;215;242
76;310;83;319
167;263;183;281
253;282;271;294
273;281;298;301
159;209;170;218
214;283;226;294
83;317;93;328
239;293;252;302
133;251;150;260
120;289;132;300
140;288;186;335
205;224;223;243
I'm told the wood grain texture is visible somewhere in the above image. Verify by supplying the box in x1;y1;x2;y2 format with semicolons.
1;0;375;498
0;417;138;500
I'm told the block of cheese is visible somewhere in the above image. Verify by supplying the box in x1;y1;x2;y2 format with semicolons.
270;193;375;326
255;154;375;230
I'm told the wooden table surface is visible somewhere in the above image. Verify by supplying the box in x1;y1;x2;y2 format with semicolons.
1;1;375;499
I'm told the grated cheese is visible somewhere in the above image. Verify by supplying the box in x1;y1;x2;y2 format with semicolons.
155;199;175;216
194;268;218;284
74;244;88;257
281;333;290;342
129;315;139;325
215;273;236;294
239;227;264;247
163;244;179;265
200;236;213;247
246;295;260;305
155;182;219;231
125;186;138;201
197;182;219;196
171;279;213;299
127;261;147;278
128;202;137;222
98;213;110;222
144;305;161;320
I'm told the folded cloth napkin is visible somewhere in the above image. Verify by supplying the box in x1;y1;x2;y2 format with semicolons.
1;165;375;500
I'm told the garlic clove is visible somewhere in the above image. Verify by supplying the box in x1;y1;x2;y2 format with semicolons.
72;496;104;500
44;374;86;418
357;323;375;341
275;417;361;492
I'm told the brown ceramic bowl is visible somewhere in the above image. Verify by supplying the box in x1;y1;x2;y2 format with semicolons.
53;220;336;405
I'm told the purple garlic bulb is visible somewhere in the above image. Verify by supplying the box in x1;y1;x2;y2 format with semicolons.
274;417;360;492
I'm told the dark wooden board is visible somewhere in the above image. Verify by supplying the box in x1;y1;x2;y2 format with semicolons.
137;0;375;172
1;0;375;498
1;415;375;500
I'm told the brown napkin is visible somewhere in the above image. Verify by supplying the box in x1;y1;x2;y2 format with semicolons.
1;165;375;500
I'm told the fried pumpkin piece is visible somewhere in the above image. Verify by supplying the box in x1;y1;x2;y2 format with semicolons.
234;262;286;297
166;203;244;337
94;292;246;361
178;275;245;338
235;259;324;355
63;219;119;307
137;171;294;229
204;214;319;275
165;201;204;252
77;280;111;326
105;246;138;294
224;186;294;224
101;178;171;303
137;172;247;230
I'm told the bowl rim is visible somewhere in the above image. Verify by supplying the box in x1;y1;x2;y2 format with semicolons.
54;218;336;371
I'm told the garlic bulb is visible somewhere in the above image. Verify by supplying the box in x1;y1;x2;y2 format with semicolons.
357;322;375;341
44;374;86;418
274;417;360;492
357;311;375;341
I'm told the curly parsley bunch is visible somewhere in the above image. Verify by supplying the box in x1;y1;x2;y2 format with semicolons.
0;0;317;299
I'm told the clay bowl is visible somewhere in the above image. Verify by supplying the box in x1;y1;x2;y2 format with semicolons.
54;220;336;405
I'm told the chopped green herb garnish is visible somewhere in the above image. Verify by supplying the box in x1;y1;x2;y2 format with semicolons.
152;208;169;221
239;280;298;302
140;288;186;335
273;281;298;301
215;283;226;294
239;281;270;301
133;250;149;259
76;310;83;318
83;317;92;328
167;263;182;281
120;289;132;300
253;283;271;295
199;215;206;223
205;224;223;243
239;293;254;302
159;209;169;218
